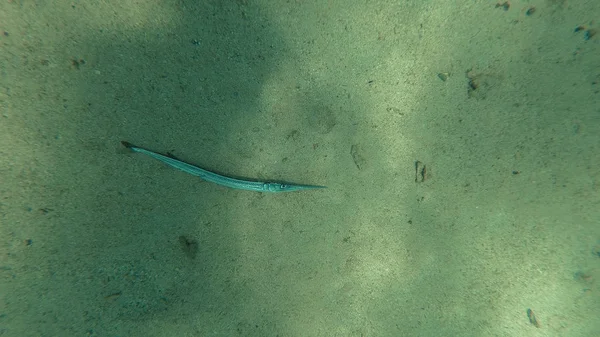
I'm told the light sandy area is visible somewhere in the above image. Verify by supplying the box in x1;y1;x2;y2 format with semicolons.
1;0;599;336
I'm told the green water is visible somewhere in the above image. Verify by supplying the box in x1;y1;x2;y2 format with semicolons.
1;1;599;336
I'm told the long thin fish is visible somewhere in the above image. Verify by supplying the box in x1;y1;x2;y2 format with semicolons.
121;141;326;192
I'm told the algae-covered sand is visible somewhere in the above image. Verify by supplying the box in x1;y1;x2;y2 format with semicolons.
1;1;599;336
